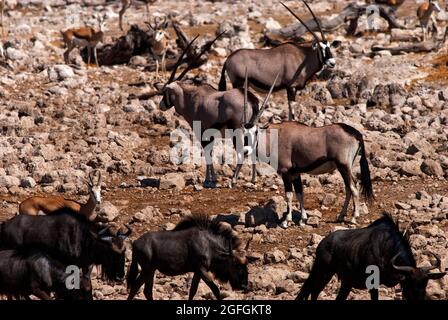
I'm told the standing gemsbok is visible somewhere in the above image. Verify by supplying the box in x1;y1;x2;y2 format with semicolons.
231;80;375;228
219;0;341;121
155;33;277;188
18;170;102;221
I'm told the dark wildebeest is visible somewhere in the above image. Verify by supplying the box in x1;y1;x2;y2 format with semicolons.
127;213;250;300
297;213;447;300
0;210;132;283
0;249;92;300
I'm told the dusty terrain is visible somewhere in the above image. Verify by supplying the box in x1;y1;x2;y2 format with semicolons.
0;0;447;300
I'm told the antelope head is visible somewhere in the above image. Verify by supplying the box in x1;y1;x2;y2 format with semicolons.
88;170;102;205
429;0;441;13
241;68;279;156
155;31;226;111
392;251;447;300
281;0;341;68
147;16;169;42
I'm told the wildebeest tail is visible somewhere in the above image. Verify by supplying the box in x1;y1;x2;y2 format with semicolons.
127;251;139;290
295;263;318;300
338;123;374;201
218;64;227;91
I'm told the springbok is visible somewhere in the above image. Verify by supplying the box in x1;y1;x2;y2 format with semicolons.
61;14;107;67
147;16;169;80
417;0;441;41
219;0;341;121
119;0;157;31
18;170;102;221
232;80;375;228
156;33;277;188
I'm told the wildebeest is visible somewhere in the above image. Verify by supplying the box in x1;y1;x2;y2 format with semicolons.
0;249;92;300
127;213;249;300
0;209;131;282
297;213;447;300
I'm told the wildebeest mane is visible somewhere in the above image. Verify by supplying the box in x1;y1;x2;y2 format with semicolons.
370;212;415;265
173;213;241;249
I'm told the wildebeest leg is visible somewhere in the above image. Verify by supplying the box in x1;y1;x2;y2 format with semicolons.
199;268;221;300
335;282;352;300
308;270;334;300
143;269;156;300
369;289;378;300
292;175;307;224
336;164;352;224
281;174;294;228
286;88;296;121
127;273;146;300
188;272;201;300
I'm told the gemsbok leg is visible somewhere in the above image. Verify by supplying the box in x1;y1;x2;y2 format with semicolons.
202;140;216;188
281;174;295;228
293;175;307;222
286;88;296;121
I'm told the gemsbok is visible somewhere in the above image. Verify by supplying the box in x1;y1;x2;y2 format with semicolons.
156;33;277;188
19;170;102;221
231;79;375;228
219;0;341;120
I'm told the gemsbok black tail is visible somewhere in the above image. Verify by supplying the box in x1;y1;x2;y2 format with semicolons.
338;123;375;201
218;65;227;91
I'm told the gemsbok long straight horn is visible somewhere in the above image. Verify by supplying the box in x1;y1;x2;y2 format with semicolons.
219;0;341;120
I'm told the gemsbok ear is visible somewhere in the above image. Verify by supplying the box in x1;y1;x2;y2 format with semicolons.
331;40;342;48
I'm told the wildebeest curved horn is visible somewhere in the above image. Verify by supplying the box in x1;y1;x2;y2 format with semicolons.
166;34;200;85
421;251;441;272
391;253;415;273
175;30;227;82
118;224;133;238
280;2;320;43
253;71;280;124
300;0;326;41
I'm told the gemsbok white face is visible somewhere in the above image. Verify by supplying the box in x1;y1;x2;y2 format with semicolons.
88;170;102;205
316;40;341;68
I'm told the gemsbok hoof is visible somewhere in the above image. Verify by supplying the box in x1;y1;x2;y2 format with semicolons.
228;181;235;189
280;220;289;229
336;215;345;223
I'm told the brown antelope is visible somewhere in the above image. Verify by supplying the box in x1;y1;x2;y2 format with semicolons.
147;16;169;80
219;1;341;121
155;32;277;188
231;80;375;228
119;0;157;31
61;14;107;67
417;0;441;41
18;170;102;221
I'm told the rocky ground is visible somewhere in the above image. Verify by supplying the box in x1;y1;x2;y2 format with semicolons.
0;0;448;300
